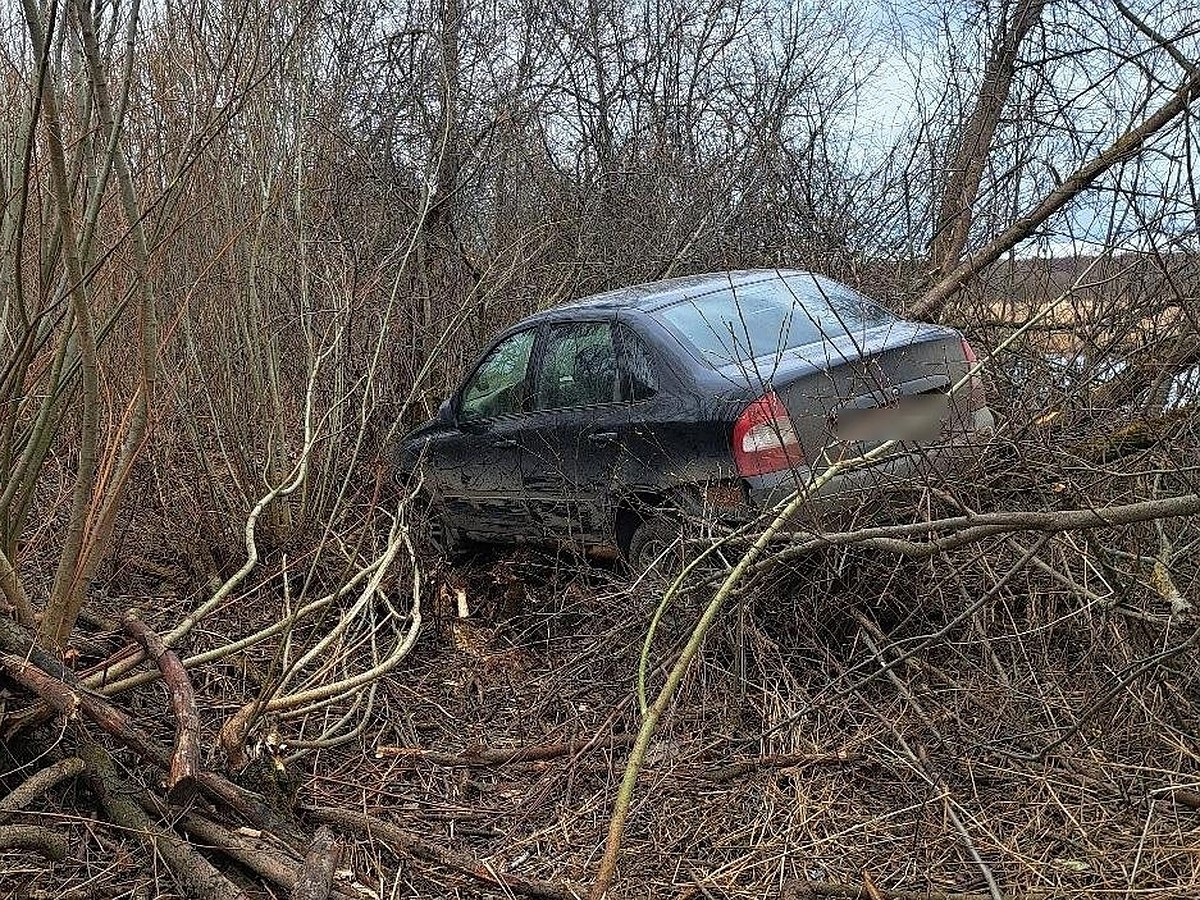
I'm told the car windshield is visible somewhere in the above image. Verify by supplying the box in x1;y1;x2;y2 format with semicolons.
655;274;893;368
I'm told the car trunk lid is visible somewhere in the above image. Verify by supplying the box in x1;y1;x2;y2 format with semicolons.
719;322;974;472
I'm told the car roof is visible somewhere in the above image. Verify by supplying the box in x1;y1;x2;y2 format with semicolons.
534;269;821;320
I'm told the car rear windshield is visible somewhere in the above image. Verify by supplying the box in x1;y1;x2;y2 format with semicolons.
655;274;893;368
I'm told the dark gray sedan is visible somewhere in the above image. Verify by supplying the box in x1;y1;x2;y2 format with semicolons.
396;270;994;568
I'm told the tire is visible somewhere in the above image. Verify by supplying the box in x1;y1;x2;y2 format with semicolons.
622;516;682;576
411;492;462;559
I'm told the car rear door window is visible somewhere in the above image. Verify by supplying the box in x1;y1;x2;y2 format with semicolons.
459;329;536;421
534;322;618;410
617;326;658;401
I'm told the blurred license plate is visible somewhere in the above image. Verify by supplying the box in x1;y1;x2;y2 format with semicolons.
837;393;948;442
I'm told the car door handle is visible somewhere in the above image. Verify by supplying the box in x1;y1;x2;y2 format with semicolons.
587;431;618;444
491;438;518;448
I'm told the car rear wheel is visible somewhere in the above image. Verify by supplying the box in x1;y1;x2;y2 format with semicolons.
622;516;683;576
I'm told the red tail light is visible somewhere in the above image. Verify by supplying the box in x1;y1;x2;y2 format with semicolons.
961;338;978;365
961;338;987;409
733;391;802;476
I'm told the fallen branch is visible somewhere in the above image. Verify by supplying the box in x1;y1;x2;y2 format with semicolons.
123;611;201;803
306;806;575;900
0;650;291;832
374;732;635;767
764;493;1200;566
180;816;353;900
293;825;340;900
154;803;305;891
1172;789;1200;810
703;750;863;783
0;824;69;860
0;756;84;822
79;737;249;900
131;796;358;900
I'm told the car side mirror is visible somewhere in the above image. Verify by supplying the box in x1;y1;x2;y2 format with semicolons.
437;397;456;426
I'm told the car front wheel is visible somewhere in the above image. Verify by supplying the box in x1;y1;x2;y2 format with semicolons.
409;492;462;559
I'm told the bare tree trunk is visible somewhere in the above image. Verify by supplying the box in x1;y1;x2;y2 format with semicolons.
21;0;101;650
929;0;1049;279
424;0;465;309
912;62;1200;321
413;0;467;405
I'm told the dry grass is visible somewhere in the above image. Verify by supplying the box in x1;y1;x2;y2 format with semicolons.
293;532;1200;900
12;521;1199;900
3;375;1199;900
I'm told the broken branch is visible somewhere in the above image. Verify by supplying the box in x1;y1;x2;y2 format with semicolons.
374;732;635;767
78;737;249;900
0;824;69;860
306;806;574;900
0;650;290;831
0;756;84;822
123;611;201;803
704;750;863;783
292;825;340;900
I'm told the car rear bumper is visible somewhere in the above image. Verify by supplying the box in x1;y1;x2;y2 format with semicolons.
743;406;995;514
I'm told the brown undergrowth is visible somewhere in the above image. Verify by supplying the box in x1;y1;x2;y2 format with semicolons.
3;434;1199;900
2;380;1199;899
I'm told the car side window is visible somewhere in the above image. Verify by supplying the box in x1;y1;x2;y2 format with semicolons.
617;326;658;402
534;322;618;410
459;329;536;422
